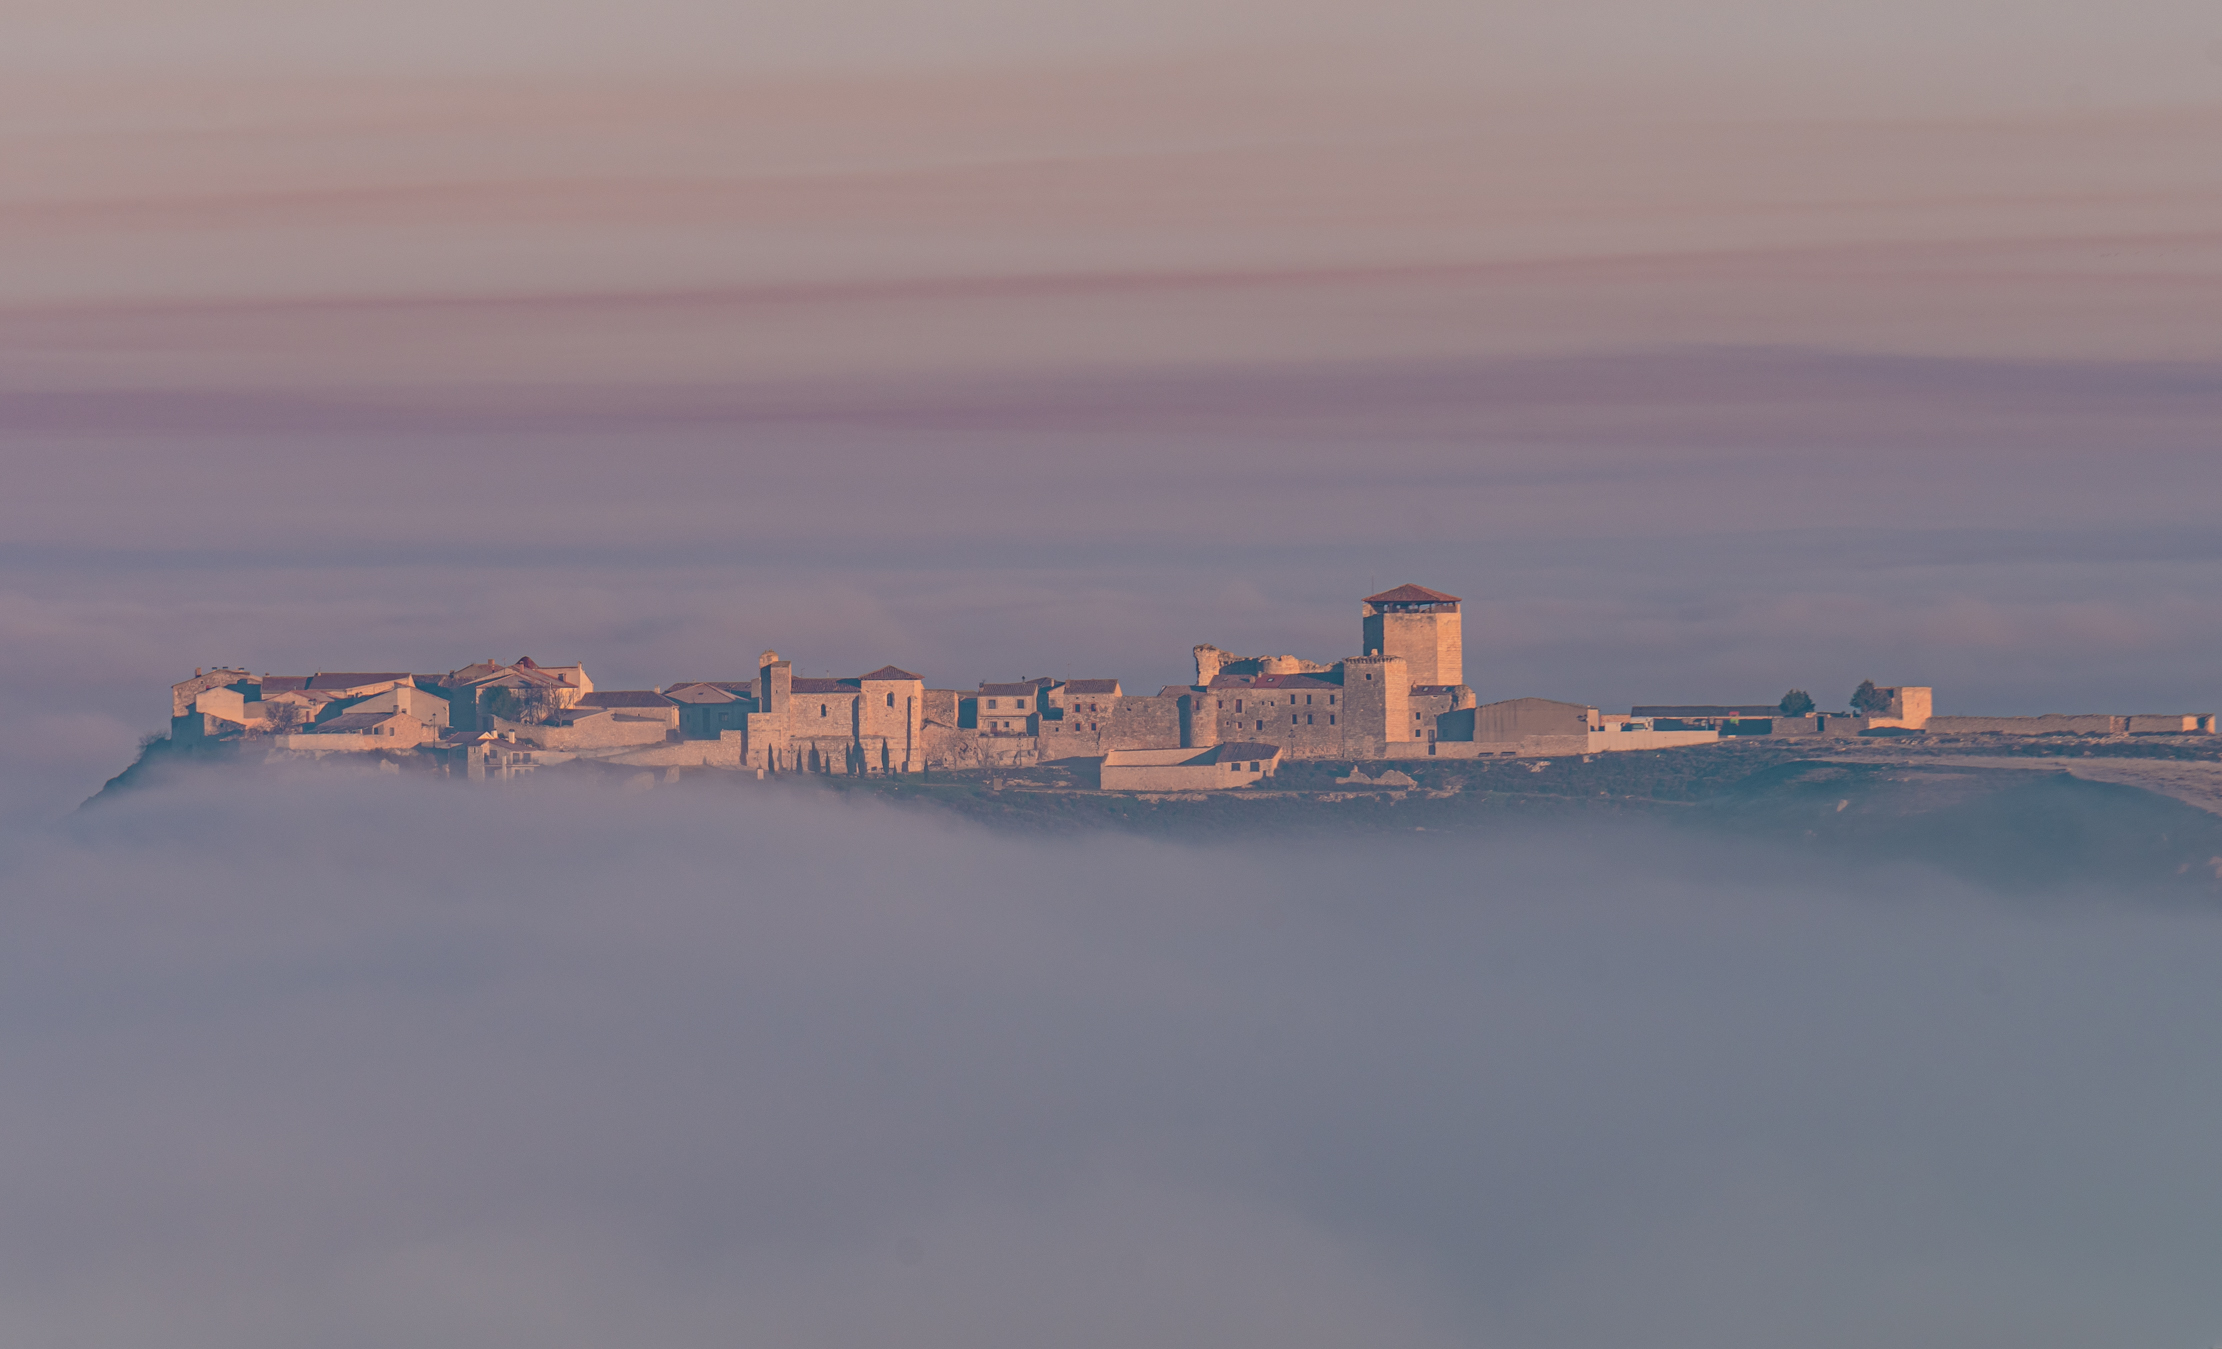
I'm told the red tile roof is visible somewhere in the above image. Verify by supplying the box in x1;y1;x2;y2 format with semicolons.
1364;583;1461;604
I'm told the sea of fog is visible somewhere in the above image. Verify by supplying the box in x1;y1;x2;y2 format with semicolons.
1;763;2218;1347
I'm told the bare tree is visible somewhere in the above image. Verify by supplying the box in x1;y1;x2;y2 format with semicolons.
487;685;565;725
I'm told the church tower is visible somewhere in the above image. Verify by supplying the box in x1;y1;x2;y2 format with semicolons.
1360;585;1462;687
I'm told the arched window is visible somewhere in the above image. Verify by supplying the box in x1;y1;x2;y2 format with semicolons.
819;704;828;717
886;692;894;707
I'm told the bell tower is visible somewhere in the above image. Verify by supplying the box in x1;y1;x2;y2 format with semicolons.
1360;585;1462;687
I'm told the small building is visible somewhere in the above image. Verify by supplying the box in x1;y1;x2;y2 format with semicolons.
1099;742;1283;792
654;684;746;739
974;680;1050;735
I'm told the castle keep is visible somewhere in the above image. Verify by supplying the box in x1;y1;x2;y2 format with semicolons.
164;583;2214;783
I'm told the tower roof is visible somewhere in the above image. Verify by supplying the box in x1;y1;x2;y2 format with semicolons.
1364;583;1460;605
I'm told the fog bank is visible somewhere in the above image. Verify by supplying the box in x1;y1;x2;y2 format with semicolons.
3;767;2219;1346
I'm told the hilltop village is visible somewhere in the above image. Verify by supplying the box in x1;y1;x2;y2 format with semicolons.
162;584;2216;790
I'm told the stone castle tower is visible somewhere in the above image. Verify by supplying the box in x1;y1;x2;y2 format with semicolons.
1360;584;1462;686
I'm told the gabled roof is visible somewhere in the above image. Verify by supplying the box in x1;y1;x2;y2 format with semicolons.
859;665;923;682
663;683;741;704
1059;679;1121;695
261;675;310;693
475;665;566;688
979;681;1047;697
305;672;412;690
1365;583;1460;605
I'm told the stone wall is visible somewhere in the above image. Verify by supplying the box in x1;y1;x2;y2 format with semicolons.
1038;694;1185;759
1205;684;1346;758
1925;714;2123;735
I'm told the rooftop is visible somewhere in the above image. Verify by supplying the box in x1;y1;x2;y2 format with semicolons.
304;672;412;690
1364;583;1460;605
860;665;924;682
662;683;741;704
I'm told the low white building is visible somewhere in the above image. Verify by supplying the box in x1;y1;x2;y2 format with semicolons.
1099;742;1282;791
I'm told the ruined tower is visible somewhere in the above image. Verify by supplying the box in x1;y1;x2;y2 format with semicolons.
1360;585;1462;687
1339;653;1410;758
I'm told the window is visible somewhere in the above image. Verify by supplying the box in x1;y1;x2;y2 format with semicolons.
1306;714;1313;725
1305;695;1312;705
886;692;894;707
1329;714;1336;725
1256;720;1264;730
1364;674;1372;682
1291;714;1297;724
1329;694;1336;705
1249;761;1261;771
820;704;828;717
987;699;998;709
1235;699;1243;712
